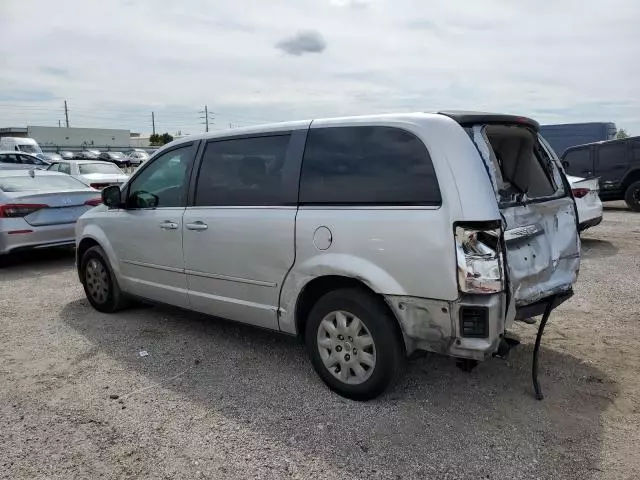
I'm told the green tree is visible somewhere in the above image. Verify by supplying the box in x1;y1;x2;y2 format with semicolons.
149;132;174;146
616;128;629;139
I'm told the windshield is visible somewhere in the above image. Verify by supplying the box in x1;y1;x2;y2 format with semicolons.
18;144;42;154
109;152;124;158
0;174;90;192
83;151;99;158
79;163;122;174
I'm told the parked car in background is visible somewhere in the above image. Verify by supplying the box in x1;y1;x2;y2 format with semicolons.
0;169;101;262
567;175;603;231
561;136;640;211
75;150;100;160
125;150;150;166
0;137;46;160
42;152;63;163
76;111;580;400
60;151;75;160
98;151;130;168
48;160;128;190
0;151;50;170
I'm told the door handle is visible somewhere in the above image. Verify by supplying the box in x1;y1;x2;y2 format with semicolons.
159;221;178;230
186;221;208;231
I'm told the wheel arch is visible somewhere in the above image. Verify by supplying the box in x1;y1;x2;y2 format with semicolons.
292;275;406;353
621;169;640;190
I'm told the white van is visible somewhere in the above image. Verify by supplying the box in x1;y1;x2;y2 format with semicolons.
75;111;580;400
0;137;45;159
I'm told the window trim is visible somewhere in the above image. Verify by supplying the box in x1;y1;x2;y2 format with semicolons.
298;125;442;207
123;141;199;210
187;130;306;207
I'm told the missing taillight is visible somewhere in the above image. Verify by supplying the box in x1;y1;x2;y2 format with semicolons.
0;203;48;218
571;188;590;199
455;225;504;294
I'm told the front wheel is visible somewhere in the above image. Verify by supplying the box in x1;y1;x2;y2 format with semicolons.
624;180;640;212
304;288;405;400
81;245;128;313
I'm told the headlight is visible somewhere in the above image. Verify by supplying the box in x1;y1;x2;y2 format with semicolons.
455;226;504;294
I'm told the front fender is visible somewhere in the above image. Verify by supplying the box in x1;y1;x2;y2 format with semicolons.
76;223;121;278
278;253;408;334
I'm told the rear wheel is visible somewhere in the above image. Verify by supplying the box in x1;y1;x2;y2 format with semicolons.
81;245;128;313
624;181;640;211
304;288;405;400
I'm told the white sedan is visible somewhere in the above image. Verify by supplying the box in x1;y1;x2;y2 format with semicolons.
47;160;129;190
567;175;603;232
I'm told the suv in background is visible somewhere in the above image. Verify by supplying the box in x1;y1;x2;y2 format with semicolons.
76;112;580;400
562;136;640;211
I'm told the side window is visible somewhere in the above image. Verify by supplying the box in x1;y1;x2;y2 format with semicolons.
632;139;640;163
195;135;291;206
126;144;195;208
300;126;441;205
19;155;37;164
562;148;592;175
0;154;19;164
58;163;71;174
596;142;629;169
47;163;60;171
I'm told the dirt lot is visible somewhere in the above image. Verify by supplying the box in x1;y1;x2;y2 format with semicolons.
1;204;639;480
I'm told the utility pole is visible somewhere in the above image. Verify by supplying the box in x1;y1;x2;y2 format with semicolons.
64;100;69;128
199;105;214;133
152;112;156;135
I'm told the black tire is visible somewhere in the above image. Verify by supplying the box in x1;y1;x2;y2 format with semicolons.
304;288;405;401
624;180;640;212
80;245;128;313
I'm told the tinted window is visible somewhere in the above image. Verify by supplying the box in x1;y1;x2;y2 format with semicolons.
632;139;640;163
58;163;71;174
300;126;441;205
127;144;195;208
0;154;19;164
195;135;291;206
597;142;628;168
562;148;592;174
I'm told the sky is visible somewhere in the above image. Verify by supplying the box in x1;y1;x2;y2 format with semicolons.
0;0;639;135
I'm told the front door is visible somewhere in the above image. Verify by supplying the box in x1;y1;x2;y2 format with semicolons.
109;143;198;308
183;132;302;330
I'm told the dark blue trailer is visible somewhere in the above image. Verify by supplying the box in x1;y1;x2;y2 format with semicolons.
539;122;617;157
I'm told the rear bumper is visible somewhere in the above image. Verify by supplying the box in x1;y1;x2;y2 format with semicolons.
386;290;572;361
0;223;76;254
579;215;603;232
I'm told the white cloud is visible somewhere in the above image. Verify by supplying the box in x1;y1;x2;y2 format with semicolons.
0;0;638;134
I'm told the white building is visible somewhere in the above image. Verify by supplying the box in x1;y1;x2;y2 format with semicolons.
0;126;131;148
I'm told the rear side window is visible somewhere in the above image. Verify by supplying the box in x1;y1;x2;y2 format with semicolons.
299;126;441;205
562;148;592;175
195;135;291;206
58;163;71;174
596;142;628;168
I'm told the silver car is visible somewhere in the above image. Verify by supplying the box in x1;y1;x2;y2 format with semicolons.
0;151;50;170
0;170;101;258
76;112;580;400
47;160;129;190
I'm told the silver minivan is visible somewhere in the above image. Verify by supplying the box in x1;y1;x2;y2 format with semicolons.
76;112;580;400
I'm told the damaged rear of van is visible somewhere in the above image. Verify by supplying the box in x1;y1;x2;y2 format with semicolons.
286;111;580;400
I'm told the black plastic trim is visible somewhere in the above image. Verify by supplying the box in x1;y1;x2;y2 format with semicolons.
438;110;539;130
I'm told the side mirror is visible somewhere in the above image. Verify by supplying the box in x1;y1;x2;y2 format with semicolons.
102;185;122;208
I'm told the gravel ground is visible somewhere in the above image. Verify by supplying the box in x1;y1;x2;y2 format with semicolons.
1;203;639;479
